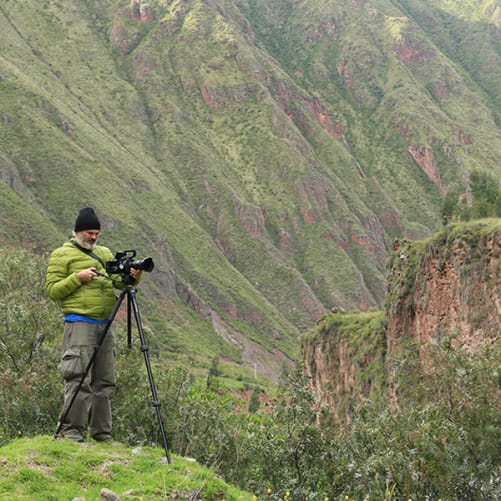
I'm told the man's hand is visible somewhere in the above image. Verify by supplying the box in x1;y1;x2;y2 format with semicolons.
129;267;143;281
77;267;97;283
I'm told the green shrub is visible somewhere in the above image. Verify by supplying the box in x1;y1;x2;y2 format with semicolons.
0;248;62;443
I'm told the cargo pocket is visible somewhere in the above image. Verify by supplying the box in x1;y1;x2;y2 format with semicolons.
61;348;83;380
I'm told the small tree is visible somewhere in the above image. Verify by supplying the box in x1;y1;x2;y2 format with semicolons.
247;387;261;413
206;356;222;388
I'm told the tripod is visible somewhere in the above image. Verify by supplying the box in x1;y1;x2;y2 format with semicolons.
54;282;171;464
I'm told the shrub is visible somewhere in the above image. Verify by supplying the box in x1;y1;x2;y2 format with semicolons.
0;248;62;443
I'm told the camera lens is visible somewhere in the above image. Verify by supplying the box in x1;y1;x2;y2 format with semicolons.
132;257;154;272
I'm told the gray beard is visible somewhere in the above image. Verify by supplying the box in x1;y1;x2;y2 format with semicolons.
74;234;96;250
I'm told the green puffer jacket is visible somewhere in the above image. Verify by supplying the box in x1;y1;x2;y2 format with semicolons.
46;240;119;320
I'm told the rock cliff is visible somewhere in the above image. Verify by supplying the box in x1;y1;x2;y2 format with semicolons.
303;219;501;417
386;220;501;355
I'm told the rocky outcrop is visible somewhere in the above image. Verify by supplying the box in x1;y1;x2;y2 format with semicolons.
386;220;501;355
396;40;432;65
302;311;387;423
130;1;154;23
407;145;445;195
303;220;501;417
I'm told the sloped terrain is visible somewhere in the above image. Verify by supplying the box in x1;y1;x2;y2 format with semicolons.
0;436;252;500
1;0;500;377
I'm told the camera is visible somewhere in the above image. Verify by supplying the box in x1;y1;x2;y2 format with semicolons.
106;250;154;277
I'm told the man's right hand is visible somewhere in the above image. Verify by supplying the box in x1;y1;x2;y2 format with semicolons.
77;268;97;283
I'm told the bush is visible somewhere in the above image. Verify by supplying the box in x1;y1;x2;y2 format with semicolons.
0;248;62;444
441;170;501;223
329;343;501;500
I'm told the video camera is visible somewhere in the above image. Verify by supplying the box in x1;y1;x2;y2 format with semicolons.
106;250;154;277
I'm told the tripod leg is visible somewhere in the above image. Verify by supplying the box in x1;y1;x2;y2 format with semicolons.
129;288;172;464
54;288;126;439
127;293;132;349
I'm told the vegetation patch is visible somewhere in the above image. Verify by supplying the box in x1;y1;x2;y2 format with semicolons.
0;435;253;500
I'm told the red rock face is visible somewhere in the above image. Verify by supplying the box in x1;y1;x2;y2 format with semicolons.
303;335;357;423
271;78;346;143
140;4;154;23
302;313;386;423
396;40;431;65
303;225;501;419
130;1;154;23
201;86;220;107
235;202;267;238
132;52;154;80
455;128;473;145
387;232;501;357
431;81;448;100
407;145;446;194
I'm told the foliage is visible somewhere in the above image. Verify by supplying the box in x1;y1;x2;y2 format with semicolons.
0;248;62;443
0;249;59;370
3;338;500;499
174;350;500;500
247;387;261;413
441;170;501;224
337;342;501;500
115;349;499;499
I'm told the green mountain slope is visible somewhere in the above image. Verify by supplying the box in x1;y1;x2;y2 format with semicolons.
1;0;500;377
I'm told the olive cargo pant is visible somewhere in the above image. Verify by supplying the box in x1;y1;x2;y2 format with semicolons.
60;321;116;440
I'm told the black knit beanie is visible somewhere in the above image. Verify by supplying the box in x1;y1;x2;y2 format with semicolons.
74;207;101;232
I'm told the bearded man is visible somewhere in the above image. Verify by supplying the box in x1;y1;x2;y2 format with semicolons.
46;207;141;442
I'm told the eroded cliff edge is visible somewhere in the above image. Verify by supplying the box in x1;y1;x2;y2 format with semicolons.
303;219;501;418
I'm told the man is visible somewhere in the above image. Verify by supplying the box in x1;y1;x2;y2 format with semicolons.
46;207;141;442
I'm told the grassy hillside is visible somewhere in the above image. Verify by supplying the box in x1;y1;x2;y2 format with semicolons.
1;0;500;377
0;436;253;500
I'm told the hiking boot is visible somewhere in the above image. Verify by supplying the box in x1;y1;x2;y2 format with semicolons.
92;433;112;442
61;429;85;443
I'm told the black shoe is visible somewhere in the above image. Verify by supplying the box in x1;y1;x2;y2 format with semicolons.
92;433;112;442
62;429;85;443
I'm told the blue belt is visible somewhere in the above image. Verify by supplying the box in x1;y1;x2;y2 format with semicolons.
64;313;109;324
